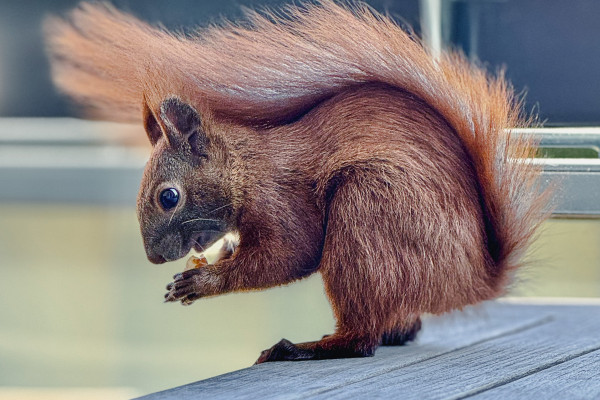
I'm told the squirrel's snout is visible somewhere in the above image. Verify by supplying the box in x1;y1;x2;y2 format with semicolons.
144;232;185;264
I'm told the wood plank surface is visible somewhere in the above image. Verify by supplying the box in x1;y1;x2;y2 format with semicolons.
471;349;600;400
137;301;600;400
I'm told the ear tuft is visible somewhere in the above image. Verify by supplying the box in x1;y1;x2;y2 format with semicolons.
143;101;162;146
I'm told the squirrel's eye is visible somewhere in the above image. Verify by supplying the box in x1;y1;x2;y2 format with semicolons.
159;188;179;210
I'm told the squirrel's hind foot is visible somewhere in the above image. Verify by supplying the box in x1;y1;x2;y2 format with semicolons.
254;335;377;364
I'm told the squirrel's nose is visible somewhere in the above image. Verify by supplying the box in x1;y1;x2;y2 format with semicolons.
147;252;167;264
143;240;167;264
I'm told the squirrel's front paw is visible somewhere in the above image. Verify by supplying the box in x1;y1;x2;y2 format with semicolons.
164;268;217;306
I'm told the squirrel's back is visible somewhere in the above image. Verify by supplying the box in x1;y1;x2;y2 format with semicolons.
45;1;550;300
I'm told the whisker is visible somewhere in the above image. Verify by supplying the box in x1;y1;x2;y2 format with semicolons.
182;217;220;225
193;238;206;252
168;201;181;226
207;203;232;215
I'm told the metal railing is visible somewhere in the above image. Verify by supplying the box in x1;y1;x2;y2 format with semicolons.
0;119;598;216
0;118;147;205
520;127;600;217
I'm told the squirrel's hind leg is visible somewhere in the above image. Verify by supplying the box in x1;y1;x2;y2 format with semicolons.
256;168;415;363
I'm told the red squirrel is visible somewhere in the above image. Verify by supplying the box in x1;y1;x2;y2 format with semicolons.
45;1;550;363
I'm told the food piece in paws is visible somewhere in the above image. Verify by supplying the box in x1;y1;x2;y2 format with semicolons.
183;255;208;272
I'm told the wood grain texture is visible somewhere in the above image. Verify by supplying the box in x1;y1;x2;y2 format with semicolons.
470;349;600;400
136;301;600;400
313;308;600;399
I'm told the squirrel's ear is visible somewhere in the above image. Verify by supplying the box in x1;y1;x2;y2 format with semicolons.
159;97;207;155
143;100;162;146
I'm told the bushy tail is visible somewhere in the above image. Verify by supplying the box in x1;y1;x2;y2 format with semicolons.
45;1;550;278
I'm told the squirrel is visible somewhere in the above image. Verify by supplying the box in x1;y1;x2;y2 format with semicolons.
45;1;550;363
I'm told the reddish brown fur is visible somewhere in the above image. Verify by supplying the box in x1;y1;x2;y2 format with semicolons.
45;1;550;361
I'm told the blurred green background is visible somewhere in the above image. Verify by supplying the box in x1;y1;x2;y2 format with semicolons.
1;0;599;398
0;205;598;396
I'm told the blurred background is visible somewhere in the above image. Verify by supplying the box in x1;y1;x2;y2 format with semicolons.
0;0;599;398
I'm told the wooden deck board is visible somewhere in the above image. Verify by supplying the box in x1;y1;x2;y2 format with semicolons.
471;349;600;400
137;301;600;399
